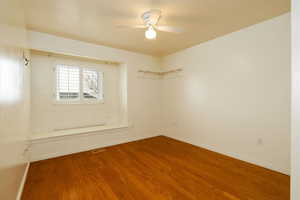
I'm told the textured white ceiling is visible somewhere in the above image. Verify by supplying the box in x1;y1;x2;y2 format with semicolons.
25;0;290;56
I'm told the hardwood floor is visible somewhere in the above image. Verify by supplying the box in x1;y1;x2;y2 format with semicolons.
22;136;290;200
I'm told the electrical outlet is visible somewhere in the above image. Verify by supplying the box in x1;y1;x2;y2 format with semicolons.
257;138;263;146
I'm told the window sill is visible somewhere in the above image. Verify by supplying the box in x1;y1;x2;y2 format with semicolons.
53;100;104;105
30;124;129;143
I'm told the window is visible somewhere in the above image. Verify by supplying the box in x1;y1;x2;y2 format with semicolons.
55;64;103;103
83;69;102;100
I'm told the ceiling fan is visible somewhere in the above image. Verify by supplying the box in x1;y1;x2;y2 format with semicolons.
118;9;184;40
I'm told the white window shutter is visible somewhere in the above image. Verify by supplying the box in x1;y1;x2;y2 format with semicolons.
56;65;80;101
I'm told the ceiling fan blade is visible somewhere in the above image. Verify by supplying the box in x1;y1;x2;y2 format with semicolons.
116;25;147;29
155;25;184;34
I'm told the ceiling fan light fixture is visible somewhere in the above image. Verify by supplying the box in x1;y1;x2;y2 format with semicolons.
145;26;156;40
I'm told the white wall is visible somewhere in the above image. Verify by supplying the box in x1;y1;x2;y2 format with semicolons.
161;14;291;174
28;31;162;161
0;0;30;199
30;52;122;134
292;0;300;198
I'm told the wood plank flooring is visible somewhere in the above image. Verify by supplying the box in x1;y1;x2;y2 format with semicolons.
22;136;290;200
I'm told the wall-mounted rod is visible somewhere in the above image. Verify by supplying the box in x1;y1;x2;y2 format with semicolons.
138;68;182;76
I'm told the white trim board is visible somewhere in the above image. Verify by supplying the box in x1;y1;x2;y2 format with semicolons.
29;133;289;175
31;124;129;142
16;162;30;200
164;134;290;175
29;128;161;162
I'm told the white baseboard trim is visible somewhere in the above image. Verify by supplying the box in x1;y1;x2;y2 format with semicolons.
16;162;30;200
29;131;161;162
164;134;290;175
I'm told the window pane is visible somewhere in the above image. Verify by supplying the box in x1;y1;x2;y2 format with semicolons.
56;65;80;101
83;69;102;100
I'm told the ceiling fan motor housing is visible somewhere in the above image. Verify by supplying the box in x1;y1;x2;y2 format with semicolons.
142;9;161;26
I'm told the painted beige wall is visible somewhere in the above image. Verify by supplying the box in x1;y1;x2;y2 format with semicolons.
0;0;30;199
292;0;300;198
161;14;291;174
30;52;122;134
28;31;162;161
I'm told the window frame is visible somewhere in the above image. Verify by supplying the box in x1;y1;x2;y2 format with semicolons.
54;64;104;105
